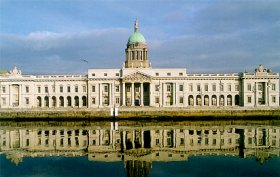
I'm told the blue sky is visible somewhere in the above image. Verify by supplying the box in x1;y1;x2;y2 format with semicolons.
0;0;279;74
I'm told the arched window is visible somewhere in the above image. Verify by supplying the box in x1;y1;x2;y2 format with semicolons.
59;96;64;107
67;96;71;107
52;96;56;107
204;95;209;106
212;95;217;106
196;95;202;106
75;96;79;107
82;96;87;107
227;95;232;106
37;96;42;107
188;95;194;106
44;96;49;107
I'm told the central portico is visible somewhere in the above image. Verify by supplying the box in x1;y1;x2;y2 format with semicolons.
122;71;152;106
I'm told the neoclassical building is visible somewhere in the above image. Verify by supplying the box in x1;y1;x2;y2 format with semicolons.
0;20;279;109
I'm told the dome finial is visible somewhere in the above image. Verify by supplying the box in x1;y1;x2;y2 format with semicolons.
134;18;138;32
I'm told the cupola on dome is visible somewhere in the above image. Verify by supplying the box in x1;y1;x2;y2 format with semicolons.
127;19;146;45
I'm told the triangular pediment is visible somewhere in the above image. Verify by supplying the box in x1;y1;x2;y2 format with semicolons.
123;71;152;82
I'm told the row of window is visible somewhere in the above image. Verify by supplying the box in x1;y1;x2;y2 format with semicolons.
154;83;239;92
247;83;276;91
91;85;120;93
247;95;276;103
92;73;120;77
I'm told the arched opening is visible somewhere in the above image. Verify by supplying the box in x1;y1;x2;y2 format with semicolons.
44;96;49;107
74;96;79;107
59;96;64;107
235;95;239;106
37;96;42;107
82;96;87;107
67;96;71;107
204;95;209;106
188;95;194;106
52;96;56;107
196;95;202;106
219;95;224;106
212;95;217;106
227;95;232;106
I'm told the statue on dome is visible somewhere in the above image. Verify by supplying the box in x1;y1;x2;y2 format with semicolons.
10;66;22;75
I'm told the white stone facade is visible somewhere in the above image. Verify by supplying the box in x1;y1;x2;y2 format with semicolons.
0;21;279;109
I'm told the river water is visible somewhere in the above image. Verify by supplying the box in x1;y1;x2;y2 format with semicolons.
0;120;279;177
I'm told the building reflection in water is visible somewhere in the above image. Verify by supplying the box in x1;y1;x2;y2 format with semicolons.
0;121;279;176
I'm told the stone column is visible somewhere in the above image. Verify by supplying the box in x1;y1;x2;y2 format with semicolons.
201;95;204;106
162;83;165;107
141;83;144;106
184;82;188;107
9;85;12;107
173;83;176;106
266;82;269;106
99;83;103;107
131;83;135;106
19;84;22;107
109;83;113;106
122;82;126;106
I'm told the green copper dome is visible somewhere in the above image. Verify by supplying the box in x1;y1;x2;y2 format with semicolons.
127;32;146;45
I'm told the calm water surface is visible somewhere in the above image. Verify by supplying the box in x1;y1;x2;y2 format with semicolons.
1;120;280;177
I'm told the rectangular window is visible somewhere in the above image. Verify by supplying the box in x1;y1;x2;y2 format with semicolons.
212;84;216;91
2;86;6;93
189;84;193;92
92;85;95;92
67;86;71;93
220;84;224;91
104;85;108;92
25;86;29;93
227;84;231;91
167;85;171;92
155;97;159;103
248;96;252;103
45;86;48;93
25;97;29;105
235;84;239;91
247;84;252;91
83;86;86;92
116;97;120;104
115;73;119;76
104;73;107;76
115;85;120;92
92;73;95;76
92;97;96;104
179;84;183;91
60;86;63;93
180;138;185;145
179;72;183;76
272;96;276;103
167;73;171;76
272;84;276;91
197;84;201;92
179;97;184;104
75;86;78;92
204;84;208;92
38;86;41;93
155;73;159;76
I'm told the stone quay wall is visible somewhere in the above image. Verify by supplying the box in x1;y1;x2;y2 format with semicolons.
0;107;280;120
